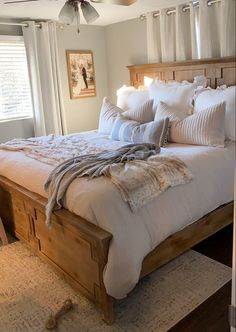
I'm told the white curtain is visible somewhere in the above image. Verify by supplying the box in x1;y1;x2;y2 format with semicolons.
147;12;159;63
146;0;236;63
189;2;199;59
221;0;236;57
176;5;192;61
160;9;176;62
199;0;222;58
23;21;67;136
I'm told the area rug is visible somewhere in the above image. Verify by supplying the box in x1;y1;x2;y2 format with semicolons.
0;242;232;332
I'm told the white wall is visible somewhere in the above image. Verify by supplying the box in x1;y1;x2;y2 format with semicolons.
0;19;34;143
105;18;147;103
0;18;147;138
57;25;109;134
56;19;147;134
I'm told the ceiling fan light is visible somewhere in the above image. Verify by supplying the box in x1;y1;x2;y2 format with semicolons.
80;1;100;24
59;2;75;25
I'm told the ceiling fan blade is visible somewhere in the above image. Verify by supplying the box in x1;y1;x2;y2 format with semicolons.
4;0;39;3
91;0;136;5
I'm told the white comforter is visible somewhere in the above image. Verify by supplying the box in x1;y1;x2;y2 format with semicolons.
0;131;234;299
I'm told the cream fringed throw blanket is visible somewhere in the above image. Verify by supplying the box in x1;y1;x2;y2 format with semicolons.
0;136;192;227
44;144;192;227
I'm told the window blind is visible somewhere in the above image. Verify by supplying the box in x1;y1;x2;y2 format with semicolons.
0;36;33;121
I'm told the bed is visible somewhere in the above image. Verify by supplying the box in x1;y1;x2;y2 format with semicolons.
0;57;235;324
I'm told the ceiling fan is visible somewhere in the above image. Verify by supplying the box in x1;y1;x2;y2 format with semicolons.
3;0;137;31
58;0;136;27
3;0;137;6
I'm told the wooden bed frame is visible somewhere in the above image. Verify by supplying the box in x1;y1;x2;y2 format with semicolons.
127;56;236;88
0;57;235;325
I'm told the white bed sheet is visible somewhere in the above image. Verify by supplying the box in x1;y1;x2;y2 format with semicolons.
0;131;234;299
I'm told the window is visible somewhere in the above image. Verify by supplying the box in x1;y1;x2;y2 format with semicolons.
0;35;33;121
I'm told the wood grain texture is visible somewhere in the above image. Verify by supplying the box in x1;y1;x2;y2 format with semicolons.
141;202;233;278
127;57;236;88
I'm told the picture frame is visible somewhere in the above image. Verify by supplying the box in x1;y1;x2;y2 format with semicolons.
66;50;96;99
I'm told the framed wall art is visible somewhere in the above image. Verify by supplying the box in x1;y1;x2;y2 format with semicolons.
66;50;96;99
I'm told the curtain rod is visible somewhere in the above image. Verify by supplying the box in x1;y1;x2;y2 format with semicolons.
0;21;64;29
0;22;39;28
139;0;221;20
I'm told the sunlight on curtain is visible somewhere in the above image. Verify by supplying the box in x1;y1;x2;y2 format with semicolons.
160;9;176;62
176;5;192;61
146;0;236;63
146;12;159;63
221;0;236;57
191;3;200;60
199;0;221;58
23;21;67;136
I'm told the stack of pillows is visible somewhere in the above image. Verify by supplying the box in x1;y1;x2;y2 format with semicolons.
98;78;235;148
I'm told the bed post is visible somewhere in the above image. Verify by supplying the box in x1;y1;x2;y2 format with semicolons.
94;230;114;324
101;294;114;325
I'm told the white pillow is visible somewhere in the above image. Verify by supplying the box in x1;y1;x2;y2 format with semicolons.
156;101;226;147
194;86;236;141
148;81;195;116
98;97;123;134
116;85;149;111
122;99;154;123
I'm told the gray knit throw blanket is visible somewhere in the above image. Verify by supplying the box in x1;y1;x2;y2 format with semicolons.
44;143;160;226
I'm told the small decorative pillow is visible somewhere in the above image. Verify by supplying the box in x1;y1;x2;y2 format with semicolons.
110;116;169;146
158;101;226;147
122;99;154;123
98;97;123;134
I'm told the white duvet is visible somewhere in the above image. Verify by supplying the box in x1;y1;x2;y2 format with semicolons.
0;131;234;299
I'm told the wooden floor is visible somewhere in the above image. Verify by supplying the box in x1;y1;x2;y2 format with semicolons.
169;224;233;332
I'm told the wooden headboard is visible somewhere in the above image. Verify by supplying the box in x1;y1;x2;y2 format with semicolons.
127;57;236;88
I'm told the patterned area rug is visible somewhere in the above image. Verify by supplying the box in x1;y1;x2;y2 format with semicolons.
0;242;232;332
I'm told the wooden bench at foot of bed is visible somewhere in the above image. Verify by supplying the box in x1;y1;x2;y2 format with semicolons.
0;174;233;324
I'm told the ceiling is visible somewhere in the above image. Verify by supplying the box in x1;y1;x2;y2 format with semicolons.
0;0;187;26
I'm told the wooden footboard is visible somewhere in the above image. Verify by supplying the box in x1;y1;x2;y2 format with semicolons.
0;174;233;324
0;175;114;324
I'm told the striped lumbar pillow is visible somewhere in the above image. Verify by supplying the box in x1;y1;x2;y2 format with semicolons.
156;101;226;147
122;99;154;123
98;97;123;134
110;116;169;146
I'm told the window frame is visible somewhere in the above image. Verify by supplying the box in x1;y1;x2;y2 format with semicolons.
0;34;33;123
